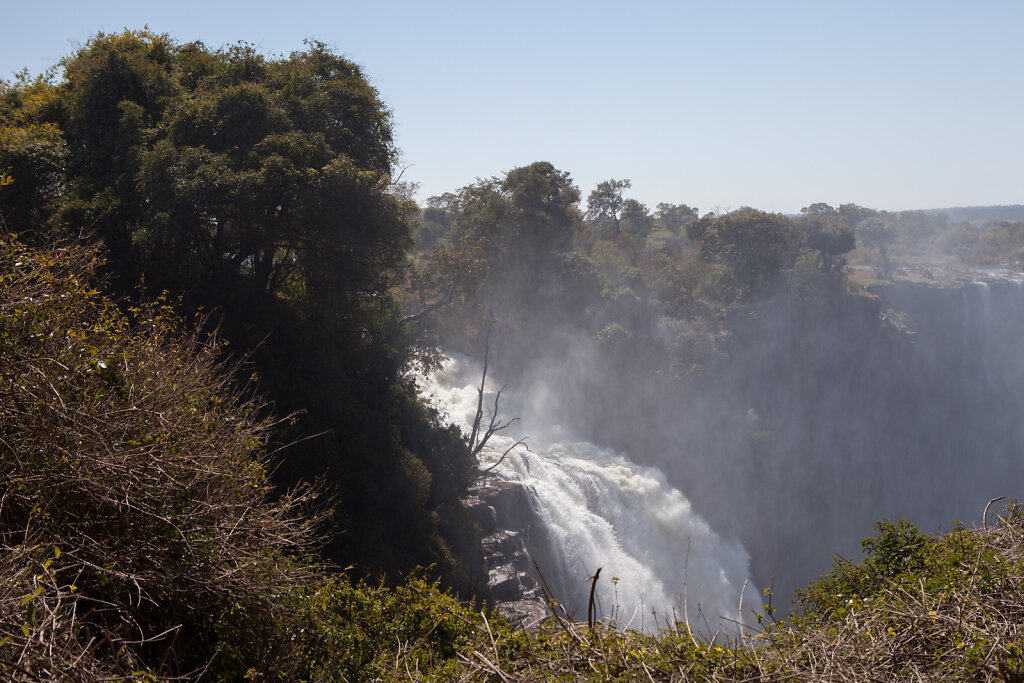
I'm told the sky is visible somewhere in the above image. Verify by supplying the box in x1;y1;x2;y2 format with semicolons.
2;1;1022;214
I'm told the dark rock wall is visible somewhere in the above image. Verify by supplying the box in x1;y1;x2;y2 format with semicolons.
489;279;1024;608
464;478;548;628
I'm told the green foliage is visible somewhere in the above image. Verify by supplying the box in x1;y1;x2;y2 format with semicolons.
405;161;590;359
654;202;699;235
620;198;654;239
502;161;580;255
0;235;328;679
857;217;897;278
594;321;633;358
687;207;803;292
793;520;935;619
836;202;878;228
955;220;1024;265
800;211;856;274
441;161;580;266
795;517;1016;623
299;573;482;681
781;514;1024;680
587;178;631;236
2;31;484;592
0;75;65;231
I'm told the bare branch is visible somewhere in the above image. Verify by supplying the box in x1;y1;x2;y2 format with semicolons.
466;312;527;473
402;278;458;323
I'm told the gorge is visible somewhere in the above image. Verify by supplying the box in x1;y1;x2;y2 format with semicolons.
428;272;1024;620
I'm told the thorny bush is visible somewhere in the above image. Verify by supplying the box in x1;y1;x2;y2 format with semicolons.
0;235;323;679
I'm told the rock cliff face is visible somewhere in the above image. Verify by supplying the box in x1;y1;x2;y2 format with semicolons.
463;478;548;628
459;273;1024;616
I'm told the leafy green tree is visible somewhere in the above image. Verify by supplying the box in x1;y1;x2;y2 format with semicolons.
655;202;699;234
621;198;654;238
501;160;580;258
0;73;65;231
406;163;594;371
933;221;979;257
587;178;631;235
836;202;877;228
858;217;896;279
686;207;802;291
799;212;856;274
416;192;458;249
433;161;580;283
799;202;837;217
1;31;482;590
969;220;1024;264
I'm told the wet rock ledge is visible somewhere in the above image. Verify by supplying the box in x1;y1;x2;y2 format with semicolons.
463;477;549;629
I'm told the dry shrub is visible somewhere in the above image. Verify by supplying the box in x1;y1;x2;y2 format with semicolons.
7;233;1024;683
0;235;323;679
762;513;1024;682
391;515;1024;682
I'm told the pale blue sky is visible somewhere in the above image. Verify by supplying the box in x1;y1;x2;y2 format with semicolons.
2;1;1021;213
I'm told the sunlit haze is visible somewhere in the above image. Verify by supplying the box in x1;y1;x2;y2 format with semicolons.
3;0;1021;213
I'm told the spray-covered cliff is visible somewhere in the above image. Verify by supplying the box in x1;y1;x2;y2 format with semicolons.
408;169;1024;611
424;270;1024;611
422;356;755;632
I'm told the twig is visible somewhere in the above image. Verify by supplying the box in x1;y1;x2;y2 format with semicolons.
587;567;602;629
984;496;1006;530
738;578;747;644
533;561;584;644
682;538;699;647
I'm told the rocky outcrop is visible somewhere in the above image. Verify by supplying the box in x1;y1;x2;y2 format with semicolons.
464;477;548;628
496;599;549;630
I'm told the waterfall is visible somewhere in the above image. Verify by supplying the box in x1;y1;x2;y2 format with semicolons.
419;355;755;633
963;282;995;390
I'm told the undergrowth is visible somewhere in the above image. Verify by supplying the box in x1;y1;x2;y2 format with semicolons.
0;235;323;679
375;513;1024;682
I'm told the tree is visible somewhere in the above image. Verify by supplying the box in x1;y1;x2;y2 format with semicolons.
799;202;838;217
837;203;877;228
686;207;802;291
621;198;654;238
433;161;580;279
800;213;856;274
0;235;328;678
655;202;699;234
501;160;580;257
0;73;66;231
416;192;458;249
858;217;897;279
587;178;631;235
405;163;593;371
1;31;483;591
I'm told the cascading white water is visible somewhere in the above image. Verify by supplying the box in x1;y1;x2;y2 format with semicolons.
419;355;756;633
